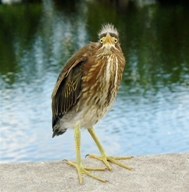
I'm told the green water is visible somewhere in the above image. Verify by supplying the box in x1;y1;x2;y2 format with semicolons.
1;1;189;162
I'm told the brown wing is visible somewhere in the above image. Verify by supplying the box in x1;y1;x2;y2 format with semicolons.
51;43;94;129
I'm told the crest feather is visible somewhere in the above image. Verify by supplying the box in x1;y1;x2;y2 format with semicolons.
98;23;118;37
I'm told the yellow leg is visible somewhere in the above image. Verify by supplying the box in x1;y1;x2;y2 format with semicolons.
67;124;107;184
88;127;133;171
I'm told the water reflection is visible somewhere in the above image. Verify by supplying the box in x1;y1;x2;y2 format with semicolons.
0;1;189;163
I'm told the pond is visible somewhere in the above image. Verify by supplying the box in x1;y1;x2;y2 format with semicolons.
1;0;189;163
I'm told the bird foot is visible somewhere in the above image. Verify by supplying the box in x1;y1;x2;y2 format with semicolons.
67;160;107;183
87;154;133;171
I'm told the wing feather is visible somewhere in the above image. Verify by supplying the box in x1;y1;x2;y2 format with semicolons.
52;61;84;127
51;43;95;128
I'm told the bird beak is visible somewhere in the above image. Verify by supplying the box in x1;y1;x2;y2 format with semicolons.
105;33;113;44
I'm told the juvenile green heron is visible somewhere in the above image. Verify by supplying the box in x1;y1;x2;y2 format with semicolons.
51;24;132;183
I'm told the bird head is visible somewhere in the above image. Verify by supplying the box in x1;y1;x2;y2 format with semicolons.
98;24;119;48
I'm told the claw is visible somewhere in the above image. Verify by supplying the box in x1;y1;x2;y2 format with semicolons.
67;160;107;183
88;154;132;170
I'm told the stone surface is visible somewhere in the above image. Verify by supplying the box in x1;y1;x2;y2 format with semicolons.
0;153;189;192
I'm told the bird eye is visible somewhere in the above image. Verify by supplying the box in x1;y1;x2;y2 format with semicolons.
114;38;118;43
100;38;103;43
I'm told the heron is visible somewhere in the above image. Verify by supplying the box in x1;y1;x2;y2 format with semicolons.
51;24;132;183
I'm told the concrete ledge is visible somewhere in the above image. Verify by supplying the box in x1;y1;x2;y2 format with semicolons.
1;153;189;192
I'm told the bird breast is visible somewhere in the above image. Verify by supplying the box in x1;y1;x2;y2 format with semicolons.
80;52;123;118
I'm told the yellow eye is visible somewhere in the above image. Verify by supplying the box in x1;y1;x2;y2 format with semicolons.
114;38;118;43
100;38;103;43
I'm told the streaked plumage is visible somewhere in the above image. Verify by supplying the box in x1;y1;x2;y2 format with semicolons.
52;24;125;136
51;24;132;184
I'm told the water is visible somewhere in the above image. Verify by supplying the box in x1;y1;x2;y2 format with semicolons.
0;1;189;163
